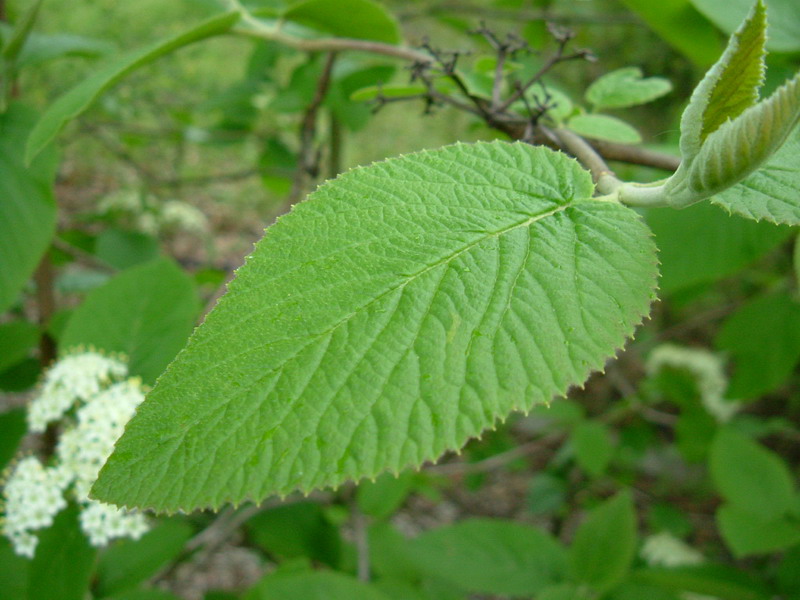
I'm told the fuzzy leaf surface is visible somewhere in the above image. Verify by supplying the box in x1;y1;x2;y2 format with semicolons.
711;127;800;225
92;141;658;512
678;0;767;162
667;72;800;205
585;67;672;110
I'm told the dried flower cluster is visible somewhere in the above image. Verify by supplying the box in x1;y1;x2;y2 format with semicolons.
1;352;149;557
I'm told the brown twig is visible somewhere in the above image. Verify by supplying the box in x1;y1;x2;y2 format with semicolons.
287;51;338;207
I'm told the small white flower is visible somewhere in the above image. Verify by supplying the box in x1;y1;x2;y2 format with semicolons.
159;200;208;234
1;457;69;557
57;379;145;501
641;532;704;567
647;344;740;422
2;353;150;557
79;501;149;547
27;352;128;432
97;189;142;214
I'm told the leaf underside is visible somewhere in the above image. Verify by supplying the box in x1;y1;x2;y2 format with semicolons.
711;127;800;225
92;141;658;513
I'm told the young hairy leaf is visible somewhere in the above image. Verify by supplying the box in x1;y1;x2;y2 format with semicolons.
92;141;658;512
585;67;672;110
710;127;800;225
670;73;800;203
25;11;239;163
678;0;767;162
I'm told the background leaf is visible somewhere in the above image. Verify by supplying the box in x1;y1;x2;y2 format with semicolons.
409;519;567;596
646;202;792;294
95;519;194;597
28;504;96;600
566;114;641;144
245;571;391;600
0;104;58;314
283;0;401;44
92;142;658;512
25;11;239;163
569;491;637;592
60;258;199;384
715;292;800;398
585;67;672;110
691;0;800;53
710;428;796;519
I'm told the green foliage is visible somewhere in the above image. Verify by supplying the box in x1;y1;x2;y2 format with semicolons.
0;104;57;314
585;67;672;110
245;571;390;600
0;321;39;373
0;409;26;472
711;127;800;225
60;258;199;384
571;420;615;477
617;0;723;66
283;0;401;44
95;520;194;597
25;11;239;163
566;113;642;144
409;519;567;596
28;504;97;600
646;202;792;293
691;0;800;52
715;292;800;398
92;142;658;511
569;492;637;592
356;471;415;519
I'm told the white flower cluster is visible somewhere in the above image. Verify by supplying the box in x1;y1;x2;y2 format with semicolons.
2;352;149;558
96;189;208;236
641;531;704;567
160;200;208;235
647;344;740;423
1;458;68;557
27;352;127;432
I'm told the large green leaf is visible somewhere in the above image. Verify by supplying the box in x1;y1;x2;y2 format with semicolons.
0;104;58;314
569;491;637;592
25;11;239;163
691;0;800;53
409;519;567;596
710;428;796;520
585;67;672;110
92;142;658;512
60;258;199;384
710;127;800;225
283;0;401;44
